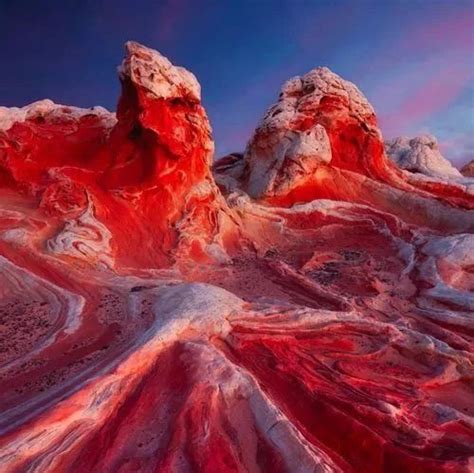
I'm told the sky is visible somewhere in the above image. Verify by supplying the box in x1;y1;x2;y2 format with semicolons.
0;0;473;167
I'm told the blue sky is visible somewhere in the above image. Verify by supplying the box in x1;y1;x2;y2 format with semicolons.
0;0;473;166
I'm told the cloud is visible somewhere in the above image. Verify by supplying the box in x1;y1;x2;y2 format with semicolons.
396;7;474;55
368;7;474;140
379;56;474;136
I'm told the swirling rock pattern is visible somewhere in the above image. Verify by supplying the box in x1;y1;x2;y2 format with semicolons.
0;42;473;473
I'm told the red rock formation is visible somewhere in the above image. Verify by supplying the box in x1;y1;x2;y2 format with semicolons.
0;43;473;473
217;67;474;218
0;42;232;269
94;41;232;267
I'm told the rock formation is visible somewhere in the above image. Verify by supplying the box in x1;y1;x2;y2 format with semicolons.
0;42;234;269
385;134;463;178
461;159;474;177
0;42;473;473
240;67;385;199
216;67;474;225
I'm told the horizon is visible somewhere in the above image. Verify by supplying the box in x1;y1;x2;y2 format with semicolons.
1;0;473;167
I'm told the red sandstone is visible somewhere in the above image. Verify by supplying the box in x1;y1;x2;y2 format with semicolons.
0;42;473;473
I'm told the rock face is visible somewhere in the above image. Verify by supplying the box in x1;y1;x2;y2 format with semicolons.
0;43;473;473
0;41;230;268
461;159;474;177
385;134;463;179
100;41;230;266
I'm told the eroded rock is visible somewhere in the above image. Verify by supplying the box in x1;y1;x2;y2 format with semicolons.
385;134;463;179
0;42;473;473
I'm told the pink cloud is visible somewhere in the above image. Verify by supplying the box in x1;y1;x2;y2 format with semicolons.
369;7;474;137
379;59;474;135
396;7;474;55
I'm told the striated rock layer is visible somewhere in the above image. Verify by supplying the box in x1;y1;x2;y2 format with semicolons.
0;42;473;473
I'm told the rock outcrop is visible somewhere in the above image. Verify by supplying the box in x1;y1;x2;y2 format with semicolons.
461;159;474;177
241;67;386;200
0;41;232;268
385;134;463;179
216;66;474;225
0;42;473;473
99;41;231;266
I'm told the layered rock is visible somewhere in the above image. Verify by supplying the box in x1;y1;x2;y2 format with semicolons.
0;100;116;192
0;42;473;473
97;41;232;266
240;67;386;200
216;66;473;227
0;41;232;268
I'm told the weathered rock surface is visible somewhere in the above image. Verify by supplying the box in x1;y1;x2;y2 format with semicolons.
461;159;474;177
0;41;232;268
0;43;473;473
241;67;385;200
385;134;463;179
216;66;474;223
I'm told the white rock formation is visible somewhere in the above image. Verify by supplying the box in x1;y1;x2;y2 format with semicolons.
243;67;376;199
118;41;201;102
46;202;114;269
0;99;115;132
245;124;332;198
385;135;462;179
279;66;375;121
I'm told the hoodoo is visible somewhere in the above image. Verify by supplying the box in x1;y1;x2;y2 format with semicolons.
241;66;385;199
0;42;231;268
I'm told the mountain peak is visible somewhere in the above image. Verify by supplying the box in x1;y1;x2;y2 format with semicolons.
281;66;375;120
118;41;201;102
